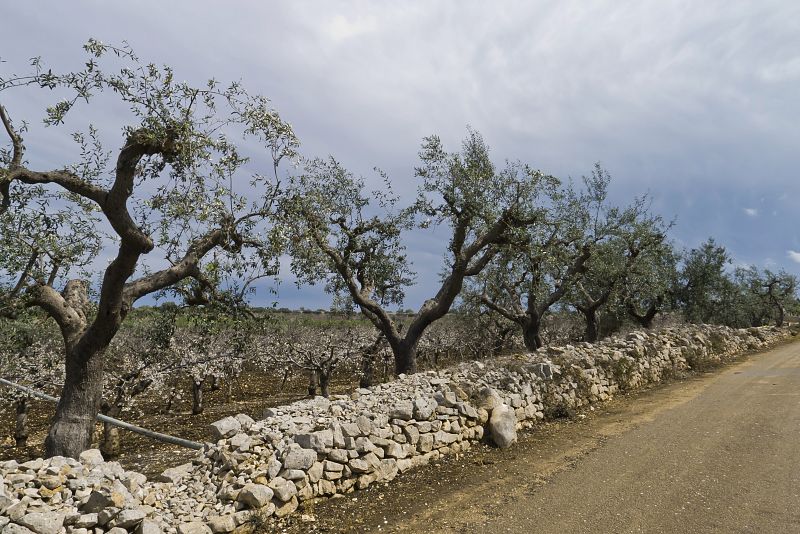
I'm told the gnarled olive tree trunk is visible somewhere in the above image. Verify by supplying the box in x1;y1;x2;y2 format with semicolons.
579;306;600;342
14;397;29;448
191;380;205;415
46;341;107;457
393;340;418;375
627;296;663;329
520;314;543;352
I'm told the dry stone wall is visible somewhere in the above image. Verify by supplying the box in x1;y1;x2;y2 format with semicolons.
0;324;792;533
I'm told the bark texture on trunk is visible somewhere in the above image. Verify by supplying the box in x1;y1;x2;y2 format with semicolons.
319;371;331;398
359;352;375;388
44;345;105;458
1;111;242;459
776;304;785;328
307;369;319;397
164;388;177;414
394;340;418;375
627;297;661;329
521;315;543;352
14;397;29;448
191;380;204;415
100;420;121;458
583;309;599;342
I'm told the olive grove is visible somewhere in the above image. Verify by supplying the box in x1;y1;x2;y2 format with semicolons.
0;41;797;462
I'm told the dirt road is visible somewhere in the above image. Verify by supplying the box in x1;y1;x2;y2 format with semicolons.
289;340;800;534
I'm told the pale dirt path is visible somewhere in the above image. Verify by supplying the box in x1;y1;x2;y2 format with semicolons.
286;340;800;534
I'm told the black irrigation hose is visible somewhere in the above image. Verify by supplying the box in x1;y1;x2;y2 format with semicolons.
0;377;203;450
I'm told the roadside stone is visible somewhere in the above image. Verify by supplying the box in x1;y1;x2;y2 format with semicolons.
487;403;517;448
209;416;241;440
340;422;361;437
238;483;274;508
5;501;28;521
273;496;299;518
234;413;256;431
355;415;374;435
308;461;324;483
98;507;121;526
413;397;437;420
17;511;66;534
177;522;212;534
531;362;555;380
389;401;413;420
208;515;236;533
74;513;99;528
282;444;317;470
156;462;194;484
229;433;252;451
78;449;104;468
348;458;371;473
474;387;503;411
19;458;42;472
324;460;344;472
281;468;306;480
80;487;125;513
328;449;349;463
294;430;334;452
268;477;297;502
110;508;147;529
385;441;408;459
136;519;163;534
417;433;435;453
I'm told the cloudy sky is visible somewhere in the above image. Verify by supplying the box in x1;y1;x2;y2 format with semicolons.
2;1;799;309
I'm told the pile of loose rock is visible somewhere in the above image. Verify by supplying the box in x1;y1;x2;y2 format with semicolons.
0;324;791;532
0;449;157;534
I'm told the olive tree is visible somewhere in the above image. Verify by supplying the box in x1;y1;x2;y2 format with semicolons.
285;130;551;374
0;41;297;457
762;270;798;327
281;321;373;398
472;168;610;351
677;238;736;325
733;266;797;327
568;200;668;342
477;164;671;347
621;239;679;328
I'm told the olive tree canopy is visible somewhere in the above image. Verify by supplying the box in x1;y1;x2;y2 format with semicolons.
284;129;554;373
0;40;298;457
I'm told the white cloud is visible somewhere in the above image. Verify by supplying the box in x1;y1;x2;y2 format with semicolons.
744;208;758;217
759;56;800;83
326;14;378;42
788;251;800;264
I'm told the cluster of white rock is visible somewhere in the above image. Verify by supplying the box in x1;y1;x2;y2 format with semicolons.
0;324;790;532
0;449;158;534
